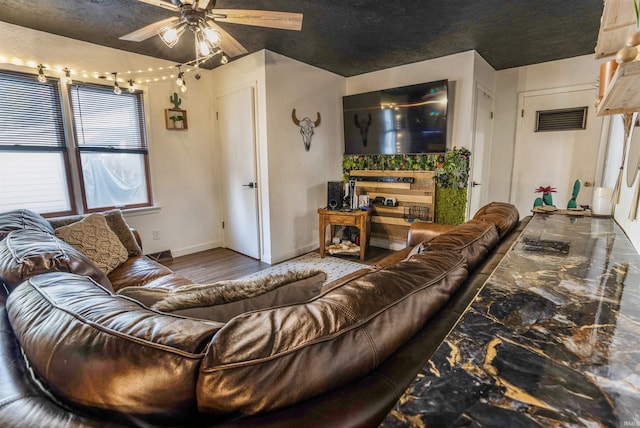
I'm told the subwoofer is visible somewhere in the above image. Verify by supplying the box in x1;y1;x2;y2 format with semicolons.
327;181;344;210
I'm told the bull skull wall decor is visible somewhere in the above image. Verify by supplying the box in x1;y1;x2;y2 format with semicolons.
292;109;321;151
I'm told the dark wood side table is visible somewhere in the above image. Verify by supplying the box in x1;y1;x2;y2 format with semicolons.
318;208;371;261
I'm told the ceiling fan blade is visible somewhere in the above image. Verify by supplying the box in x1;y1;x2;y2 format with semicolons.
212;9;303;31
195;0;211;10
119;17;180;42
135;0;180;11
206;21;248;57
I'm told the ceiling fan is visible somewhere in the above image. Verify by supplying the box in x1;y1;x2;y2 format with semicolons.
119;0;303;61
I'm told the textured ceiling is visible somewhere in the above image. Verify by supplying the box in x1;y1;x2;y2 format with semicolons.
0;0;604;77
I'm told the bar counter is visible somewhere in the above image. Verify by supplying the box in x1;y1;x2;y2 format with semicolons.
381;214;640;427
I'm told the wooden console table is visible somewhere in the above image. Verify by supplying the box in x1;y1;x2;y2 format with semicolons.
318;208;370;261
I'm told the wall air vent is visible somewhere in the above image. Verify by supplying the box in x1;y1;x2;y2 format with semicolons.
535;107;588;132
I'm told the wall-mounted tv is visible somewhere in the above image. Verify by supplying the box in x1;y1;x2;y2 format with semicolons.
343;80;450;155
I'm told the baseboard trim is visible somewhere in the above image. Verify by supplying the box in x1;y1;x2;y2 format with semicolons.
172;241;222;258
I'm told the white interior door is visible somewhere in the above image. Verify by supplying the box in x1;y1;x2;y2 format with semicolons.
217;86;261;259
468;85;493;217
511;87;603;217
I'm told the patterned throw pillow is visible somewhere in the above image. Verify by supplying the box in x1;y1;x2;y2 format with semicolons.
55;213;128;275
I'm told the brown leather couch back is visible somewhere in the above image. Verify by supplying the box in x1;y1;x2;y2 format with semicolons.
0;209;54;241
473;201;520;238
423;219;500;271
0;229;112;291
6;272;223;423
197;250;468;415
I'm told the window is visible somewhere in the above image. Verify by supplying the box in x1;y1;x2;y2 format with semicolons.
0;70;152;216
69;83;151;211
0;70;74;215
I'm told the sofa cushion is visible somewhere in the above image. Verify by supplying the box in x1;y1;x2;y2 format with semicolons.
420;219;500;271
108;255;194;292
196;250;468;415
0;229;112;292
49;209;142;256
0;209;54;241
148;270;326;323
6;272;223;422
472;201;520;238
55;213;128;275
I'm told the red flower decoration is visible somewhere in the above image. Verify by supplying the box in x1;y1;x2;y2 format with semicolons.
535;186;557;194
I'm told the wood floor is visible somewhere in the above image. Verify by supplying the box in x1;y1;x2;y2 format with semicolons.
161;246;395;284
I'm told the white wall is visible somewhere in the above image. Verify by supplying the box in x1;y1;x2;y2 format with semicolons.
0;22;222;257
264;51;345;263
210;51;345;264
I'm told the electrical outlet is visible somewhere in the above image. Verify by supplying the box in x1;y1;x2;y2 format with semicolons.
152;230;160;240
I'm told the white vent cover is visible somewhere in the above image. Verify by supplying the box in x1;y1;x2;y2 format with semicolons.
535;107;588;132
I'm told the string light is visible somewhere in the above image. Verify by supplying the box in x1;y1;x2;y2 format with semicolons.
2;53;228;88
37;64;47;83
63;67;72;84
112;72;122;95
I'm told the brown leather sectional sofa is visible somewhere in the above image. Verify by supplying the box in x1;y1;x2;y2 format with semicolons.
0;202;526;427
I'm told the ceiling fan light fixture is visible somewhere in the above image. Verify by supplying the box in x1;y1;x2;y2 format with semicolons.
196;32;212;56
158;22;186;48
202;25;221;46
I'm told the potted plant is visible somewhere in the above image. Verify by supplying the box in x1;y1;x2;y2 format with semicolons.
170;114;184;129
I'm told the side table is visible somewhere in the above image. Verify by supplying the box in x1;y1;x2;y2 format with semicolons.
318;208;371;261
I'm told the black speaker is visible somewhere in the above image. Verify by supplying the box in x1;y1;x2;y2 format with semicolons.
327;181;344;210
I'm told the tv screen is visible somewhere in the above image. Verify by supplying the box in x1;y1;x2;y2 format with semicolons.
342;80;449;155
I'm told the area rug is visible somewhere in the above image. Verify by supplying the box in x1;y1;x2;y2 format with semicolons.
239;252;372;284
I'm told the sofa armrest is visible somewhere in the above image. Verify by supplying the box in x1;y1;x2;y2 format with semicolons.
407;222;456;247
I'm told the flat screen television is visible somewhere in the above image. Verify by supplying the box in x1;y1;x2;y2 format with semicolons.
342;80;450;155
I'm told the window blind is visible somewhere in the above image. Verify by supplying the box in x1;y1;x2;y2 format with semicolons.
0;70;65;148
69;83;147;151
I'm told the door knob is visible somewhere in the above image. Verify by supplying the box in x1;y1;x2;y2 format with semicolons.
242;182;257;188
583;181;592;187
472;181;481;187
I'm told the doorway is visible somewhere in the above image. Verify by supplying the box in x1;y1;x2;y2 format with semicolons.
216;85;261;259
511;86;604;217
468;84;494;217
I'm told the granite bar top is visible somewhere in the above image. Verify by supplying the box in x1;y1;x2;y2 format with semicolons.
381;214;640;427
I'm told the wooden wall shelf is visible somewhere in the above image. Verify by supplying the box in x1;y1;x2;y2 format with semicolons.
595;0;640;116
350;170;435;242
597;60;640;116
595;0;637;60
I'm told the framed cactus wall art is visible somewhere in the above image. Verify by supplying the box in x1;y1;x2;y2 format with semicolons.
165;92;188;130
165;109;187;130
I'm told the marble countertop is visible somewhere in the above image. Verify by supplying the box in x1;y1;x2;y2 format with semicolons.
381;214;640;427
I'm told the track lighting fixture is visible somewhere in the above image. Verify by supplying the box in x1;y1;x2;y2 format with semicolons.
37;64;47;83
128;79;136;93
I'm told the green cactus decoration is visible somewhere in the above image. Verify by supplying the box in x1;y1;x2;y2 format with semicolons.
567;179;581;209
534;186;556;208
170;92;182;109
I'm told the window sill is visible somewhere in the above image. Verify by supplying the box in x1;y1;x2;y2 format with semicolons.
122;205;162;217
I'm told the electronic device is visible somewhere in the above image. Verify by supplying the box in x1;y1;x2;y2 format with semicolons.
342;79;451;155
350;176;414;183
348;179;357;210
327;181;344;210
